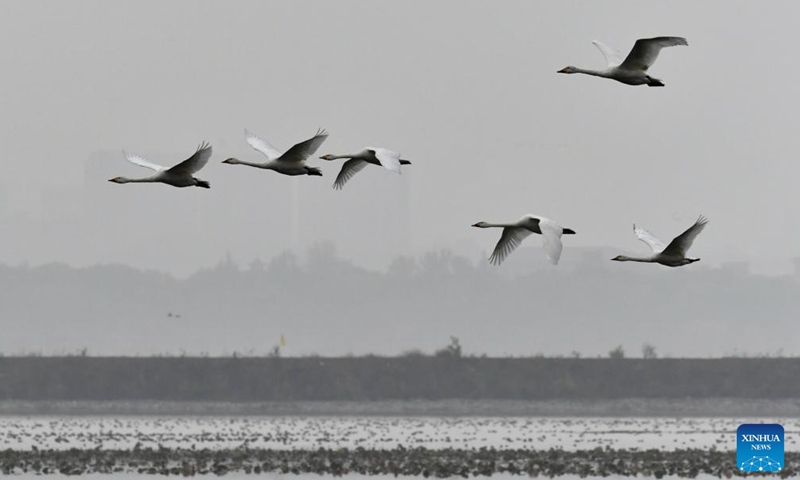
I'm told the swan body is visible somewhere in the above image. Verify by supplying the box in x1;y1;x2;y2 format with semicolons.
109;142;212;188
558;36;688;86
472;214;576;265
612;216;708;267
320;148;411;190
223;129;328;176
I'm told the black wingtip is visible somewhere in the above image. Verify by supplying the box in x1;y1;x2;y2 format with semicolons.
563;228;576;235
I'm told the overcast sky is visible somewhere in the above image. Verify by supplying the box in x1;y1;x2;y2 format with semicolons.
1;1;799;276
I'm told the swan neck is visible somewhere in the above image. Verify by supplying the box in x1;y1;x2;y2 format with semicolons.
575;67;609;78
617;255;654;263
481;222;516;228
233;159;268;168
333;153;362;160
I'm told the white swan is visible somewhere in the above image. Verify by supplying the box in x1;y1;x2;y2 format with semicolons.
558;36;688;86
319;148;411;190
612;216;708;267
109;142;212;188
223;129;328;176
472;215;576;265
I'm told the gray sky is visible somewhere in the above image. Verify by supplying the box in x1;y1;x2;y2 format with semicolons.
1;1;799;276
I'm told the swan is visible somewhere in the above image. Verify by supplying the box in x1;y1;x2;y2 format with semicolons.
223;129;328;176
319;148;411;190
558;36;688;86
612;216;708;267
472;215;576;265
109;142;212;188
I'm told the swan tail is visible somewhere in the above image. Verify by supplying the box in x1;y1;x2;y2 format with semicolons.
195;179;210;189
563;228;576;235
305;167;323;176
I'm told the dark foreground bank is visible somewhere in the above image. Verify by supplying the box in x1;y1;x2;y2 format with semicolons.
0;447;794;477
1;357;799;402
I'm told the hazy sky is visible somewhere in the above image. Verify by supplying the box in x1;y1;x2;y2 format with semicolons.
1;1;799;276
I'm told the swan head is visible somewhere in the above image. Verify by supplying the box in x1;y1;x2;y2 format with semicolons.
558;66;578;74
108;176;129;184
611;255;629;262
221;157;239;164
471;221;488;228
319;154;335;161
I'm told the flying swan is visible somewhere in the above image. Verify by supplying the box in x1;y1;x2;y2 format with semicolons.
109;142;212;188
558;36;688;86
612;216;708;267
223;129;328;176
472;215;576;265
319;148;411;190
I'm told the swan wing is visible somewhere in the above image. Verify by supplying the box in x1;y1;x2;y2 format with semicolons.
332;159;368;190
245;129;282;160
488;227;533;266
280;128;329;163
369;147;402;174
538;217;565;265
592;40;624;67
633;224;667;253
619;36;687;72
167;142;212;175
123;151;166;172
662;215;708;257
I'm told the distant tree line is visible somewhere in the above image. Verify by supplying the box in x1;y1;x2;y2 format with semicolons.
0;356;798;401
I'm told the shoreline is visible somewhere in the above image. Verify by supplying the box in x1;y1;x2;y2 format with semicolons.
1;398;800;417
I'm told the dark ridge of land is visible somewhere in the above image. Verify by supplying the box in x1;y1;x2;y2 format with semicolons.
0;447;794;477
0;357;799;403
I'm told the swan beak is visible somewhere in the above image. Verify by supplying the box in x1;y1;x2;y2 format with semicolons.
471;223;481;227
557;67;569;74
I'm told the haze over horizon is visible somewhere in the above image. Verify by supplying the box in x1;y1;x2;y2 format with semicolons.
1;245;797;358
2;1;800;360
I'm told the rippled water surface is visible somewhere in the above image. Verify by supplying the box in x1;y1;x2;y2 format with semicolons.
0;416;797;451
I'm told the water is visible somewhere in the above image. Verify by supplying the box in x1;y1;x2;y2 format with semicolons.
1;416;794;477
0;415;796;451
